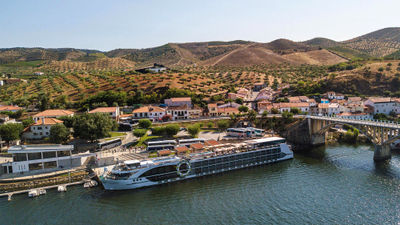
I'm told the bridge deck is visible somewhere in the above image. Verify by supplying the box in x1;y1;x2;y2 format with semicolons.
308;116;400;129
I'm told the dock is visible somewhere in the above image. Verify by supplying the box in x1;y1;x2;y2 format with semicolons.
0;180;85;200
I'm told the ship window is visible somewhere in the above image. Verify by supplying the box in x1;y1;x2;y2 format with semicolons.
28;152;42;160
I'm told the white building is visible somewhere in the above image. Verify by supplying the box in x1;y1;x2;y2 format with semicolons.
22;118;64;140
89;107;120;120
0;145;94;175
33;109;74;122
326;92;345;100
364;97;396;115
315;103;340;116
132;106;166;122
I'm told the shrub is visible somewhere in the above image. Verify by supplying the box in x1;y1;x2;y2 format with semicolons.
133;129;147;137
165;124;179;136
139;119;152;129
187;124;201;137
217;120;229;131
152;126;166;136
207;122;214;128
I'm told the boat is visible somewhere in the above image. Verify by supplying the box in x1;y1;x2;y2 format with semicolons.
84;180;98;188
100;137;294;190
57;185;67;192
28;189;39;198
38;188;46;195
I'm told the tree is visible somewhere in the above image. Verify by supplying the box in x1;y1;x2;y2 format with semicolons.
50;124;70;144
238;105;249;113
0;123;23;146
139;119;152;129
290;107;300;115
73;113;116;141
282;111;294;124
271;108;279;114
165;124;179;136
152;126;166;136
59;116;75;128
217;120;229;131
188;124;201;137
133;129;147;137
247;110;257;124
207;122;214;128
235;98;243;104
22;117;34;128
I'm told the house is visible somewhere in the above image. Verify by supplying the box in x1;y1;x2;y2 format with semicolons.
217;107;239;116
288;96;310;103
364;97;396;115
0;145;94;175
0;115;11;124
255;87;275;101
22;118;64;140
337;112;373;120
89;107;120;120
347;97;362;104
135;63;167;73
33;109;74;122
314;103;340;116
204;139;220;146
132;106;166;122
188;106;203;119
228;88;250;100
167;106;190;120
320;98;329;103
164;97;192;108
207;104;218;117
34;72;44;76
325;92;345;100
0;105;22;112
258;102;310;114
157;150;172;157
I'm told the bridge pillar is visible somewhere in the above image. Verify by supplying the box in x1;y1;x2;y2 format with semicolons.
374;144;391;161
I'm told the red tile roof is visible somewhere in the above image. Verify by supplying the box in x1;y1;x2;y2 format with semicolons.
34;109;74;118
0;105;22;111
175;146;189;153
132;106;165;113
89;107;118;113
33;118;63;126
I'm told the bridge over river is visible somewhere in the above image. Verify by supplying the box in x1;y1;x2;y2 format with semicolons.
284;115;400;161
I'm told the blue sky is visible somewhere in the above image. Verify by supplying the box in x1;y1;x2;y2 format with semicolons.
1;0;399;51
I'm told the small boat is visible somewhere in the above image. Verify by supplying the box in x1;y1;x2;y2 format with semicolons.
84;180;98;188
28;189;39;198
57;185;67;192
38;188;46;195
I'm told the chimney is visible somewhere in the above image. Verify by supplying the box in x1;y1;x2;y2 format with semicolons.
41;117;45;125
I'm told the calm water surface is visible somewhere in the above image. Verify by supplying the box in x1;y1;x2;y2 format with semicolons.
1;144;400;225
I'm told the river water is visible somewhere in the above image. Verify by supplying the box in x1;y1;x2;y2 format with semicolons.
1;144;400;225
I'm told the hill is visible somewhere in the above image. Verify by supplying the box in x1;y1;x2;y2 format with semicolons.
343;27;400;57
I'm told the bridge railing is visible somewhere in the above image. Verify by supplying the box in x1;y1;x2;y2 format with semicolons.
306;115;400;129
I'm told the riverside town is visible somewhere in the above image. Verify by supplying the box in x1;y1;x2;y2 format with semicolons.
1;1;400;224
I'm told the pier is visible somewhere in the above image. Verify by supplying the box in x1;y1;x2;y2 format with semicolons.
0;180;86;200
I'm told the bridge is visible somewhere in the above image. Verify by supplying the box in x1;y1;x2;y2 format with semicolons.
284;115;400;161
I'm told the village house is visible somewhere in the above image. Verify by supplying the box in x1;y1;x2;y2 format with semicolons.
132;106;166;122
364;97;396;115
22;118;64;140
207;103;239;117
314;103;340;116
325;91;345;100
259;102;310;114
89;107;120;120
33;109;74;122
255;87;275;101
167;106;190;120
164;97;192;108
0;105;22;112
253;82;266;91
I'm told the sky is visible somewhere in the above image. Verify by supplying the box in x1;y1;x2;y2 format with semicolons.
1;0;399;51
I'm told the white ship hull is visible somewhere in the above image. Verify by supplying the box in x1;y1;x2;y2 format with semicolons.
100;142;293;191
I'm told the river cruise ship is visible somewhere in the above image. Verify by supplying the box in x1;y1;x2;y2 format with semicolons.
100;137;293;190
